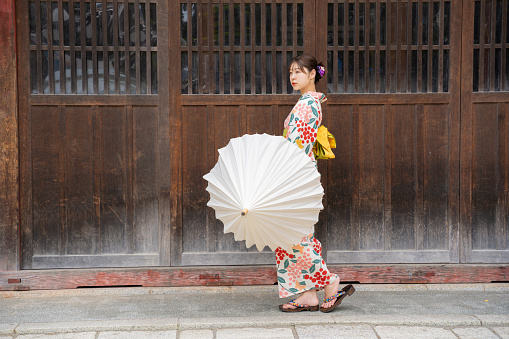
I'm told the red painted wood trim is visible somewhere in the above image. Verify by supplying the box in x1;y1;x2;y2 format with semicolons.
1;265;508;291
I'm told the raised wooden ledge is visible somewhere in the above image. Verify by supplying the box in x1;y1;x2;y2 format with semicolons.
1;265;508;291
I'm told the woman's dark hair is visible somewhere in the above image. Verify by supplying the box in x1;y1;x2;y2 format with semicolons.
289;54;325;84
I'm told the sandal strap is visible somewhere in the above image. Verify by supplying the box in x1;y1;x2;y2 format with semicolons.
323;291;345;303
288;299;308;308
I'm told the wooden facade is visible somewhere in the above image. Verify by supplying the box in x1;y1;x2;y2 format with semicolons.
1;0;508;290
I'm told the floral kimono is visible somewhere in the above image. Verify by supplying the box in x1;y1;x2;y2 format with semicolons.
277;91;338;298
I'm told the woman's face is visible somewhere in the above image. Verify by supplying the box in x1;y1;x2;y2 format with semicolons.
289;63;315;92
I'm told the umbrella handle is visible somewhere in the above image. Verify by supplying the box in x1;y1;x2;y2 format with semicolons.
241;208;248;217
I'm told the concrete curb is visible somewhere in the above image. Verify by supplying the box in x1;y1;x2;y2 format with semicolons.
2;315;508;335
1;283;508;299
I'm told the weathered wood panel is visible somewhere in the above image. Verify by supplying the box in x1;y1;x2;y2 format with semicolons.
0;0;19;271
1;265;508;291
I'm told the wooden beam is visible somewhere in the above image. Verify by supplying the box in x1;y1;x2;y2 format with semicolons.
1;265;508;291
0;0;19;271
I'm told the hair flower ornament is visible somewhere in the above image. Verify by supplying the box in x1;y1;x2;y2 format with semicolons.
317;66;325;77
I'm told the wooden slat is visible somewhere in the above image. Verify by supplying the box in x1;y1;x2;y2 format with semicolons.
250;0;255;93
209;0;215;94
417;0;423;92
229;0;235;94
479;0;485;91
489;0;496;91
134;0;141;94
145;0;151;94
328;250;450;264
354;0;359;92
58;1;65;93
427;0;432;92
386;0;391;92
240;0;246;93
69;0;77;94
395;0;401;92
261;0;266;93
219;0;224;93
35;0;42;93
102;0;109;94
344;0;349;92
80;1;87;93
30;95;158;106
364;0;370;92
333;1;338;92
113;0;120;94
124;0;131;94
46;1;54;93
32;254;159;269
406;0;412;93
375;0;380;93
271;0;276;93
502;0;508;90
438;0;444;92
91;2;98;94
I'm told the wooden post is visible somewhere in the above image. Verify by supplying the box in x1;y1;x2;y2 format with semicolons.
0;0;19;271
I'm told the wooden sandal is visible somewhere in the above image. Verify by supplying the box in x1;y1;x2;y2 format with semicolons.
279;299;319;312
319;284;355;313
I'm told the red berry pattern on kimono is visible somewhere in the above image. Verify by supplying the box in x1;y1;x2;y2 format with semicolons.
277;91;337;298
284;91;326;164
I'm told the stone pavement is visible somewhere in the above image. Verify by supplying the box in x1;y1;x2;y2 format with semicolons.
1;284;508;338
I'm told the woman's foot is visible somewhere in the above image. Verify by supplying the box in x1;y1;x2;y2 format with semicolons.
321;276;340;309
280;290;319;310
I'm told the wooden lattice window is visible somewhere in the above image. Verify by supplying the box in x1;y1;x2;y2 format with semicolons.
326;0;451;93
180;1;304;94
473;0;509;92
28;0;158;95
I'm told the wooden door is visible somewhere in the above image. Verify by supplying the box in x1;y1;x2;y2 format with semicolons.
314;0;462;264
17;0;171;269
171;0;316;266
459;0;509;264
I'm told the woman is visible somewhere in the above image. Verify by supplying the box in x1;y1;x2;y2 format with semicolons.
278;54;354;313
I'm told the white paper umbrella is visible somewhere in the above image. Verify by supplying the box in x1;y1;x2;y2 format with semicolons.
203;133;324;251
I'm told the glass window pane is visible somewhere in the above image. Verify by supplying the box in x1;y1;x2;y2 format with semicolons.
96;2;103;47
276;51;282;94
444;1;450;45
443;49;449;92
338;4;344;46
245;4;251;46
473;49;479;92
297;4;303;46
245;51;251;94
181;3;188;47
150;3;157;47
255;51;261;94
192;3;197;47
85;3;92;46
224;52;230;94
140;51;147;94
266;52;272;94
65;50;71;94
181;51;188;94
29;2;36;45
129;51;136;94
224;4;229;47
139;3;146;47
266;4;271;47
30;50;37;93
276;4;282;46
52;2;58;46
234;4;241;46
98;51;104;94
151;51;157;94
286;4;292;46
63;2;70;46
234;51;241;94
41;2;48;46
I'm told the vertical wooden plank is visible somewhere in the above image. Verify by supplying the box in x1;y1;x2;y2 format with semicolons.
246;105;273;135
219;0;224;94
271;0;276;93
395;0;401;92
206;105;216;252
170;0;184;265
326;105;353;251
66;107;95;255
354;0;359;92
423;104;449;250
134;0;141;94
208;0;215;94
92;106;101;255
158;0;172;267
375;0;380;93
448;0;462;263
123;0;131;94
133;106;159;254
359;104;384;250
31;107;60;256
145;0;151;94
261;0;266;94
502;0;507;90
1;0;20;271
125;106;134;254
80;1;87;93
182;106;209;253
35;0;42;93
333;1;339;93
415;104;425;251
383;104;392;251
344;0;350;92
471;103;498;250
479;0;485;91
250;0;255;94
427;0;432;92
390;104;416;250
385;0;391;93
229;0;234;94
496;103;507;250
460;0;474;263
100;107;127;254
351;104;360;250
315;0;328;94
58;107;67;255
406;0;412;93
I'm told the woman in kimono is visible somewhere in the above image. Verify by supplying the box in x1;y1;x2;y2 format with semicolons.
278;54;355;313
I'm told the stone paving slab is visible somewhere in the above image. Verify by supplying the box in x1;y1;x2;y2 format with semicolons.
179;329;214;339
216;327;294;339
0;325;15;335
451;327;500;339
493;327;509;339
333;314;482;326
374;325;457;339
476;315;509;325
295;324;378;339
97;330;177;339
17;333;96;339
178;314;336;329
15;318;178;334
